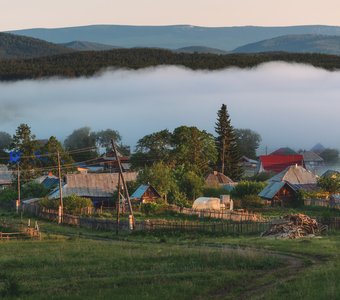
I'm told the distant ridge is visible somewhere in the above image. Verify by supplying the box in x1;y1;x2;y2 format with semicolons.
61;41;118;51
0;32;73;60
176;46;227;55
233;34;340;55
8;24;340;52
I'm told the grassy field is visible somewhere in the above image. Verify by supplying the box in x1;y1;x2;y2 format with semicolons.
1;209;340;299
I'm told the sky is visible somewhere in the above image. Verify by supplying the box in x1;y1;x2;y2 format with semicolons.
0;62;339;153
1;0;340;31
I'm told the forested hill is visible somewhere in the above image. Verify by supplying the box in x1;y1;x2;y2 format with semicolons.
233;34;340;55
0;48;340;81
0;32;73;60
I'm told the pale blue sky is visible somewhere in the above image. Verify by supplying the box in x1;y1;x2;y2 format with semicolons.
2;0;340;31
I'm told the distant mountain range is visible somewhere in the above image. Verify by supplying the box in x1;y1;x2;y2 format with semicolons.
60;41;117;51
3;25;340;60
233;34;340;55
0;32;72;59
8;24;340;51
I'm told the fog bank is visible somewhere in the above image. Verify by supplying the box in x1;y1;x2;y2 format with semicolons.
0;62;339;153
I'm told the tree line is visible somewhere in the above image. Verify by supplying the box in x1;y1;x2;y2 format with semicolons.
1;49;340;81
0;105;261;204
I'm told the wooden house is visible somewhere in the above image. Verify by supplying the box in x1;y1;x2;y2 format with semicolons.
131;184;162;203
49;172;137;207
259;165;318;206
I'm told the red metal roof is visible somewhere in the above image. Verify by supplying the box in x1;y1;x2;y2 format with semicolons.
259;155;304;173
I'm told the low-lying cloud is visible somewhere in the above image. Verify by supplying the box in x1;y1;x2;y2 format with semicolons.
0;62;339;153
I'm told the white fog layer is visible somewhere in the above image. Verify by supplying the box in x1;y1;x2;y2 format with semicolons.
0;62;339;153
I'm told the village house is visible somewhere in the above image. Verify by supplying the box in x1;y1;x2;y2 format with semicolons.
302;151;324;171
259;165;318;206
130;184;162;203
239;156;258;177
49;172;137;207
258;154;304;174
205;171;236;189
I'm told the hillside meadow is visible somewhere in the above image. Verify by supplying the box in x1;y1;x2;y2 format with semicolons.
1;209;340;299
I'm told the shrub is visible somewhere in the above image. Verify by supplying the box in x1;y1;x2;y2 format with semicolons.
0;188;17;204
231;181;266;199
22;182;49;198
241;195;265;208
141;202;166;215
202;187;229;198
39;194;93;214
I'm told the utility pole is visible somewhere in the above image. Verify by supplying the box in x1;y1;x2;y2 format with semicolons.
57;151;63;224
16;163;20;214
116;174;121;235
111;139;135;230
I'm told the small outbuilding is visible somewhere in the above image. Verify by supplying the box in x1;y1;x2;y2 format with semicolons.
205;171;235;188
131;184;162;203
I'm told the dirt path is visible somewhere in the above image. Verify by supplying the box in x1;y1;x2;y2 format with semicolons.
206;244;323;300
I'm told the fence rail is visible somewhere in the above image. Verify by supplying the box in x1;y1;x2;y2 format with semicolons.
168;206;263;222
22;204;340;234
304;199;340;210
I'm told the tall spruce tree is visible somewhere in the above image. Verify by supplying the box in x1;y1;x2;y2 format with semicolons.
215;104;243;180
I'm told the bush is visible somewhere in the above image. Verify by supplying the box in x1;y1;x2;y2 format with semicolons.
202;187;229;198
22;182;49;198
241;195;265;208
140;202;166;215
231;181;266;199
39;194;93;214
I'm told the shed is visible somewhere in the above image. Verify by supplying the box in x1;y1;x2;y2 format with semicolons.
131;184;162;203
259;181;297;205
192;197;222;210
303;151;324;170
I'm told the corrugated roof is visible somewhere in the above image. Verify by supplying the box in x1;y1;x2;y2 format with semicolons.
303;151;324;162
50;172;137;199
269;165;318;185
205;172;234;186
259;181;287;199
41;176;59;190
259;155;304;173
131;184;161;199
131;185;149;199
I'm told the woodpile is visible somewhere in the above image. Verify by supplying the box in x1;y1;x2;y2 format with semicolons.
262;214;327;239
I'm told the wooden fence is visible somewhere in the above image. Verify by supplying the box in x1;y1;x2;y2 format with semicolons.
22;204;340;235
168;206;263;222
304;199;340;210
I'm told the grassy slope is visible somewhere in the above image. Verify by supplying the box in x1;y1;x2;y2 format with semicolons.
1;209;340;299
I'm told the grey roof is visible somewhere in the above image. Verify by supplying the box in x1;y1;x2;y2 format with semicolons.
303;151;324;162
50;172;137;199
259;181;288;199
41;176;59;190
268;165;318;185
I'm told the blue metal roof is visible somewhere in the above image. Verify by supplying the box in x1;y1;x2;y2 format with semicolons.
131;184;150;199
259;181;287;200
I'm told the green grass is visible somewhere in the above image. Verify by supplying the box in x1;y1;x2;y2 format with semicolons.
0;236;282;299
2;208;340;299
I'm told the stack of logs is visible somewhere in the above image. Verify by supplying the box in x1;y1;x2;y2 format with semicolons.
262;214;327;239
